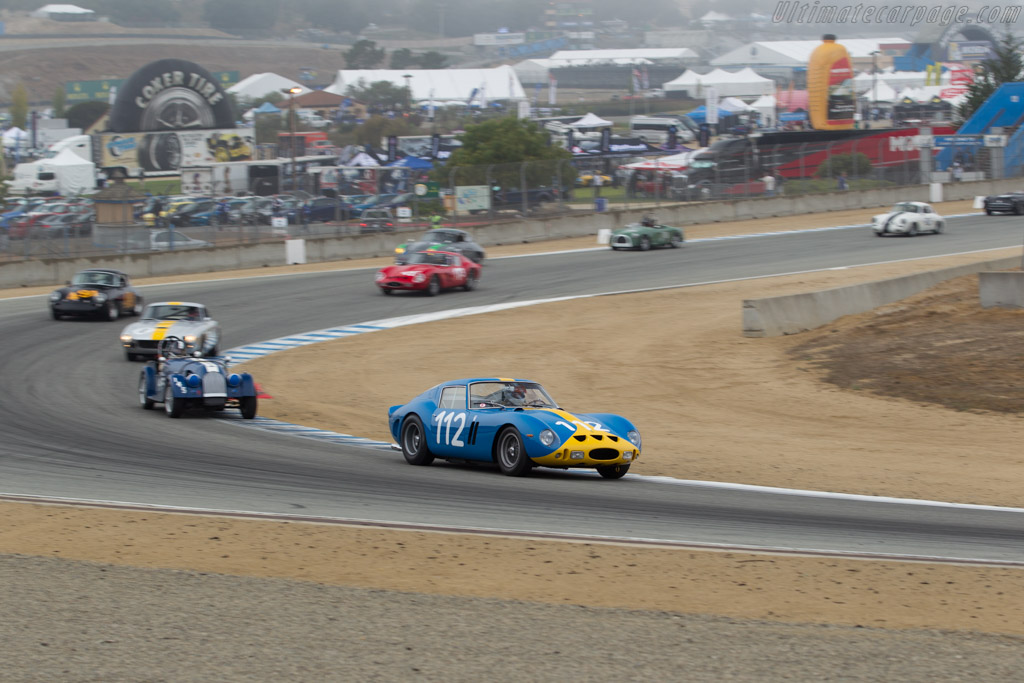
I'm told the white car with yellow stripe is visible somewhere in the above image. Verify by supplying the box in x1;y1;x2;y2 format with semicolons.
119;301;221;362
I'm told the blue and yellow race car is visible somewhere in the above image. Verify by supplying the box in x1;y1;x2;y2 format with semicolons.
388;378;641;478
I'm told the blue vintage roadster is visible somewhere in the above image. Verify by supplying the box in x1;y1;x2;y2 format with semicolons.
138;337;258;419
388;378;641;478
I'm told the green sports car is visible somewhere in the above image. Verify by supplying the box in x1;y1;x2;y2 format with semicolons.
609;221;685;251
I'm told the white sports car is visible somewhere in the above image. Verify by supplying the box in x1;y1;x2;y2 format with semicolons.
119;301;221;362
872;201;945;237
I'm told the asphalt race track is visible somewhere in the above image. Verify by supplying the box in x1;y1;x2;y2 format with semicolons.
2;215;1023;564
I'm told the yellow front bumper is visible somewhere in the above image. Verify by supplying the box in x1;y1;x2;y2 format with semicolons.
531;434;639;468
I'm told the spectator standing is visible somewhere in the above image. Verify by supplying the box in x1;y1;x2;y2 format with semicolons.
592;172;603;198
430;212;443;227
761;173;776;197
951;161;964;182
837;172;849;191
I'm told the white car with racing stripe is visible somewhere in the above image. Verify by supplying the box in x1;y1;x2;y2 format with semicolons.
872;201;945;237
119;301;221;361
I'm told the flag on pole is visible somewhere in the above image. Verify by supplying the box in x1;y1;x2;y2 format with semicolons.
548;74;557;105
641;65;650;90
479;83;488;108
631;68;641;93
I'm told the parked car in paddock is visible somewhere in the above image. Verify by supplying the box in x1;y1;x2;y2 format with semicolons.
388;377;641;478
609;216;685;250
358;208;395;233
138;336;257;419
872;202;945;237
122;229;213;252
34;212;94;237
119;301;221;361
375;250;480;296
49;268;143;321
982;191;1024;215
394;228;486;265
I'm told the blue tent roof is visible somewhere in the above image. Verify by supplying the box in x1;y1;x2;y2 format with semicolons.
254;102;281;114
686;105;740;123
388;155;434;170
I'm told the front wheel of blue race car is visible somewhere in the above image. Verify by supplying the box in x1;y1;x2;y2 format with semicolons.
496;427;532;477
596;464;630;479
401;415;434;466
164;384;185;418
238;395;257;420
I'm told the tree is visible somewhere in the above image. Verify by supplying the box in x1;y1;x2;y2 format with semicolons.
955;32;1024;125
52;86;67;119
10;84;29;129
345;80;411;111
389;48;416;70
343;39;386;69
418;51;448;69
441;117;572;189
254;111;285;144
65;101;111;131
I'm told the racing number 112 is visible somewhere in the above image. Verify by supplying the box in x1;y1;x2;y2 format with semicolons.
434;410;465;447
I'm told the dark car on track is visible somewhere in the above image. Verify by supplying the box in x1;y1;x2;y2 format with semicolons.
983;191;1024;215
49;268;144;321
394;228;485;265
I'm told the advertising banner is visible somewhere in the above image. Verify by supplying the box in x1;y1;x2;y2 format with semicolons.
97;128;254;175
455;185;491;213
66;71;239;104
705;87;719;126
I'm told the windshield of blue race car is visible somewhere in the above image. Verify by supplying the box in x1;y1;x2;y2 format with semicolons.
468;381;557;409
144;304;203;321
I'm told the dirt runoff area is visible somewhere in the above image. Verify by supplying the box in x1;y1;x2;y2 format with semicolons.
2;198;1024;641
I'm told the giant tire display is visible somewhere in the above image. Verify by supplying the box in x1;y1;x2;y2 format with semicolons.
108;58;236;134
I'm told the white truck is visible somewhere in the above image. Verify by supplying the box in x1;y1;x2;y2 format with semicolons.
7;146;97;196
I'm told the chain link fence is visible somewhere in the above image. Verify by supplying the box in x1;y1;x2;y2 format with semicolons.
2;133;1016;263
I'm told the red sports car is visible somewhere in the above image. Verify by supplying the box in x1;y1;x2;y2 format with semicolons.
375;250;480;296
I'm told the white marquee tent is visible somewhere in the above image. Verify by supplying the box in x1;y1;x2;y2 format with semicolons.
749;94;776;125
227;73;310;102
2;127;28;149
325;66;526;103
664;68;774;98
572;112;613;128
49;147;95;196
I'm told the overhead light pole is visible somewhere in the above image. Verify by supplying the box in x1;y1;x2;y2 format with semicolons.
283;86;303;193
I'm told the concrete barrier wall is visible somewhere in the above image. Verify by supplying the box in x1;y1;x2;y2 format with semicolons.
2;177;1017;289
979;270;1024;308
743;257;1021;337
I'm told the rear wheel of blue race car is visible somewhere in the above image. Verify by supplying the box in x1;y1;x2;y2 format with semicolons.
401;415;434;466
496;427;532;477
596;464;630;479
138;373;154;410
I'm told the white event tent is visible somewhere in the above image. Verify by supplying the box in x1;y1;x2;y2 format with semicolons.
227;73;311;101
325;66;526;103
49;147;96;196
572;112;613;128
664;68;774;98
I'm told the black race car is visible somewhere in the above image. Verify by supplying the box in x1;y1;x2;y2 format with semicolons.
983;191;1024;215
49;268;144;321
394;228;486;265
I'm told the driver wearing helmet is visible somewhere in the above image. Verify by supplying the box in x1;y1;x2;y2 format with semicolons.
185;307;201;321
502;382;529;406
641;215;656;227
